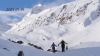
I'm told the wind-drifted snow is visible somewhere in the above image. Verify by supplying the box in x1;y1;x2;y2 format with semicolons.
0;0;100;56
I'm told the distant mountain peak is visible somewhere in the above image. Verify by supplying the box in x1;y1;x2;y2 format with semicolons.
30;4;47;14
37;4;42;7
34;4;42;7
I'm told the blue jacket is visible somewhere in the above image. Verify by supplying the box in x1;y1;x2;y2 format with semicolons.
51;43;56;48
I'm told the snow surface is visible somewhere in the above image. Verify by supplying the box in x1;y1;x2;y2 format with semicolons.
0;22;11;35
0;0;100;56
38;4;42;7
0;38;100;56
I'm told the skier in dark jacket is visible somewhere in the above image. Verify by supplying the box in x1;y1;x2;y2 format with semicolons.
58;40;68;52
18;51;24;56
50;42;57;53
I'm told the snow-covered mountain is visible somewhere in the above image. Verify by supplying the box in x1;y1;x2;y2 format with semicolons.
7;0;100;47
31;4;47;14
5;0;100;49
0;0;100;56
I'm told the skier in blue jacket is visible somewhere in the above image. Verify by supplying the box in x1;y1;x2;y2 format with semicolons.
50;42;57;53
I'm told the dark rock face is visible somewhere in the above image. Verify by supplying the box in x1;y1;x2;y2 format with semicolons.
8;39;23;44
8;39;43;50
17;41;23;44
8;39;16;43
18;51;24;56
28;43;43;50
3;48;9;51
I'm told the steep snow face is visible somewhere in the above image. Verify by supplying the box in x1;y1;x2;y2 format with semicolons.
5;0;100;49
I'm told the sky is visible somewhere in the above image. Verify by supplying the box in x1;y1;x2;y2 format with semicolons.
0;0;55;10
0;0;73;10
0;0;73;22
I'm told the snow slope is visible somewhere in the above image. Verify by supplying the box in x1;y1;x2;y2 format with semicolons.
0;38;100;56
0;38;49;56
0;0;98;53
5;0;100;50
0;0;100;56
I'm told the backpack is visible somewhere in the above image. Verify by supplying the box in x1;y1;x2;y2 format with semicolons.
61;41;65;46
